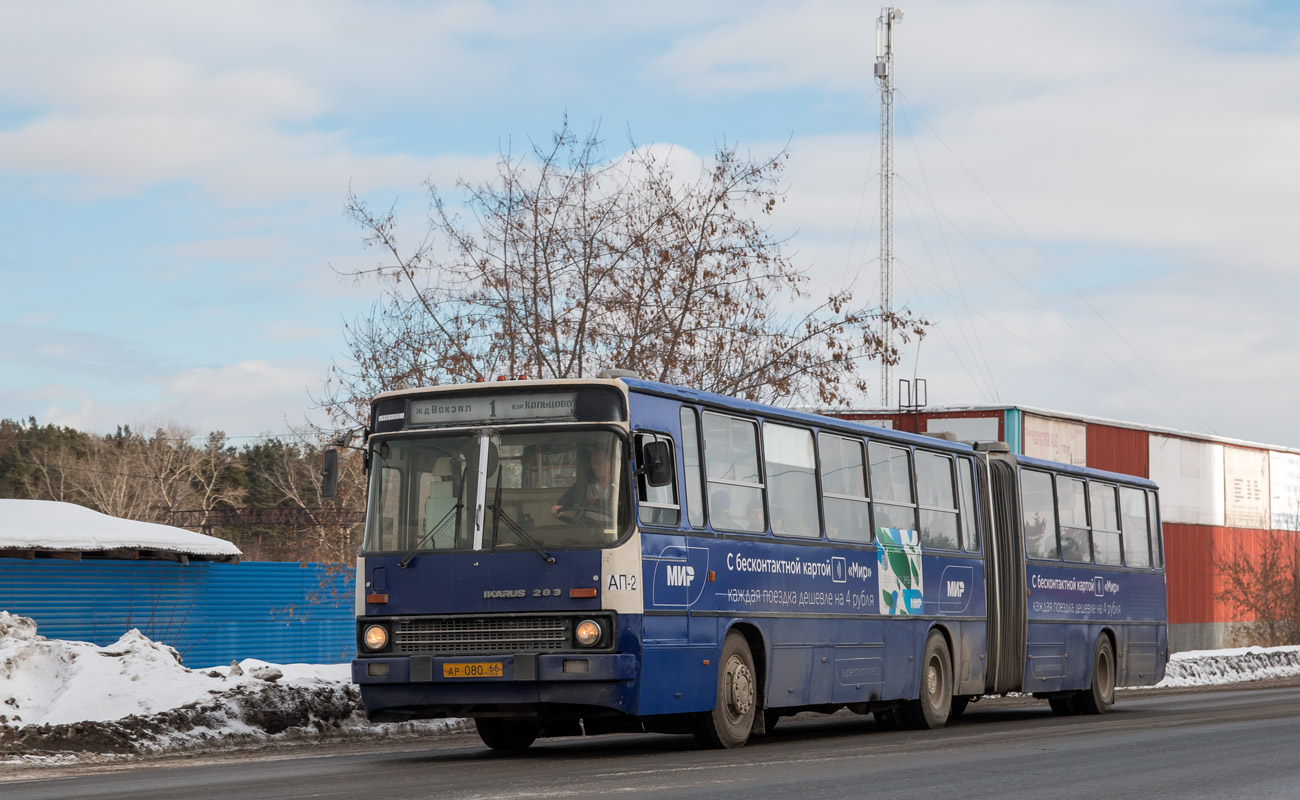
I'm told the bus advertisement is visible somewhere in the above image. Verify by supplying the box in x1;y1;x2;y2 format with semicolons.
335;376;1167;750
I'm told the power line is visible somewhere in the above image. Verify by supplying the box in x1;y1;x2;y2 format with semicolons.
896;90;1217;434
895;173;1213;434
897;108;999;401
896;257;1185;429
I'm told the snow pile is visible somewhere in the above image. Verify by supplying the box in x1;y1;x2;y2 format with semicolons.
0;613;461;763
0;499;241;561
1155;644;1300;688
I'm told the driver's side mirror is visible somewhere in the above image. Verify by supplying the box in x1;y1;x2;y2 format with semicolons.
641;440;673;487
321;448;339;500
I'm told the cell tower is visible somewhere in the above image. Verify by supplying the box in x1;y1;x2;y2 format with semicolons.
876;6;902;407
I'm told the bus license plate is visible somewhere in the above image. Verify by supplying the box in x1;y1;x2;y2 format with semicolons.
443;662;504;678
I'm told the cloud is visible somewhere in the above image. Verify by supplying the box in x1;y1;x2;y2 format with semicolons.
27;360;327;437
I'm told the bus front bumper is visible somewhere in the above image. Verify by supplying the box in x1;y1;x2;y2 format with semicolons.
352;652;636;685
351;653;639;720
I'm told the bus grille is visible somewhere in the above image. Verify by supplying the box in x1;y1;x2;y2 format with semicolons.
393;615;569;655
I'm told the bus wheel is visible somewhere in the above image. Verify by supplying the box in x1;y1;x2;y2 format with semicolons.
475;717;540;751
901;631;952;730
1073;637;1115;715
1048;696;1078;716
695;632;757;749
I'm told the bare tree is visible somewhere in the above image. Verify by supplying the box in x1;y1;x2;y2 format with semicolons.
321;119;926;428
23;426;245;527
259;433;365;564
1218;530;1300;647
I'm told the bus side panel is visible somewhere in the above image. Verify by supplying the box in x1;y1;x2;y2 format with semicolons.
639;640;716;715
1024;563;1168;692
922;553;989;697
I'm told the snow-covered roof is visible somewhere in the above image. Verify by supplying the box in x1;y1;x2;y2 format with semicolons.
0;500;242;564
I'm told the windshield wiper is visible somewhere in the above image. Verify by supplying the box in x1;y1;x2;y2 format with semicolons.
398;463;467;569
487;503;556;565
485;453;555;565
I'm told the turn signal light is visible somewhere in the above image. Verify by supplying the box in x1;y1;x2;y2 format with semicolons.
570;587;598;599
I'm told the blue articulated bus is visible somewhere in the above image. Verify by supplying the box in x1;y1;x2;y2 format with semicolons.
343;376;1168;750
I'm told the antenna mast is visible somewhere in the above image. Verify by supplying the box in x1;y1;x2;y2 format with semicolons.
876;6;902;407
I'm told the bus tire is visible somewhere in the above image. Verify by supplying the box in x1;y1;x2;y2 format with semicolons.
1048;696;1077;716
694;632;757;749
1073;636;1115;715
475;717;539;751
901;631;952;730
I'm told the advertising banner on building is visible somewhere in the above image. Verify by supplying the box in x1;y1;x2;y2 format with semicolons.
1224;447;1269;529
1148;435;1225;526
1270;451;1300;531
1023;414;1086;467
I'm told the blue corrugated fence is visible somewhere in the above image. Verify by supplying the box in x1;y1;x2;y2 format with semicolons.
0;559;356;666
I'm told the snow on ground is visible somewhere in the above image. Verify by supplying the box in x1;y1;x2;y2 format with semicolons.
3;611;1300;766
1155;644;1300;688
0;613;460;766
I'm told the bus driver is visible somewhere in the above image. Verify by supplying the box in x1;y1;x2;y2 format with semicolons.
551;449;616;521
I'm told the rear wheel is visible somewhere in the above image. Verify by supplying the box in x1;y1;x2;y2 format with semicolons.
900;631;952;730
475;717;539;751
1073;637;1116;715
694;632;757;749
1048;696;1077;716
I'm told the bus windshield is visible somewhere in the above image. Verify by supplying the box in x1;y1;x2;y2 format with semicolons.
362;429;630;554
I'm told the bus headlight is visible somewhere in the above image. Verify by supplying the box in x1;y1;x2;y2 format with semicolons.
363;624;389;651
575;619;602;647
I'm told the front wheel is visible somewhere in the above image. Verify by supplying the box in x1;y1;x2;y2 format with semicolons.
694;632;757;749
1073;636;1116;715
475;717;539;751
900;631;952;730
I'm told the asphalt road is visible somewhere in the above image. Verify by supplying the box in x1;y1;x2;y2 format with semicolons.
6;686;1300;800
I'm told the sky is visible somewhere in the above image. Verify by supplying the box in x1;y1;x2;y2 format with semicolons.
1;0;1298;448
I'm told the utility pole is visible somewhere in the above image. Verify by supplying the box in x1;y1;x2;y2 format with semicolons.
876;6;902;407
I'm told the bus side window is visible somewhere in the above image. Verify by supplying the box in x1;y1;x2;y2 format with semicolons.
680;408;706;528
958;458;979;553
820;433;871;544
915;451;960;551
702;411;765;533
1056;476;1093;563
869;442;916;535
1120;486;1150;568
1020;469;1058;559
635;433;680;528
1148;491;1164;568
1090;482;1122;565
764;423;819;539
